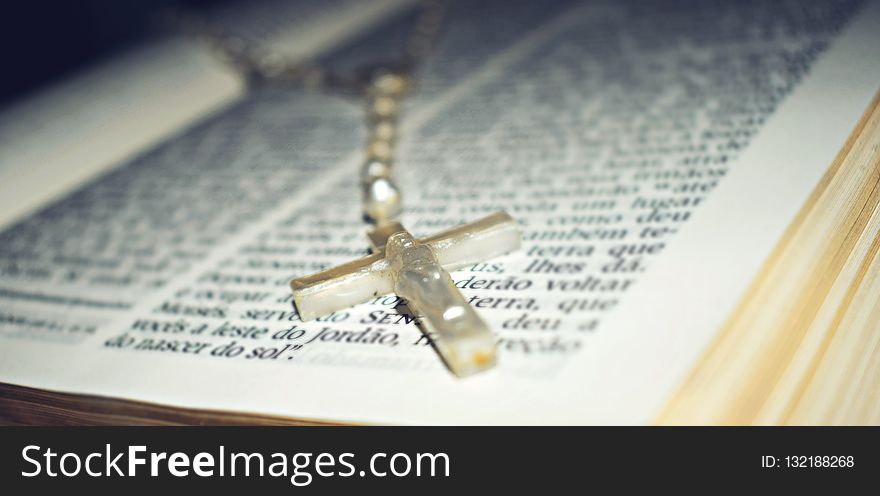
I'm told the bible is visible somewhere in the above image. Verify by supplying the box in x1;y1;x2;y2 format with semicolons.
1;0;879;425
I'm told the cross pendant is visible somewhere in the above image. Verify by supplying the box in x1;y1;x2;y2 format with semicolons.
291;212;521;377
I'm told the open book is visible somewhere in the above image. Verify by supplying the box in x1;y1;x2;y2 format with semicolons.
1;0;879;425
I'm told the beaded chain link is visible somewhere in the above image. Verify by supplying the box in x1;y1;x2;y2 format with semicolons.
166;1;448;225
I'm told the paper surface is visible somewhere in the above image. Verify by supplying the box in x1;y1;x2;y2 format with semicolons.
0;0;878;424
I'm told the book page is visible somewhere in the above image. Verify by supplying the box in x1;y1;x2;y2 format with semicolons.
0;0;878;424
0;0;414;232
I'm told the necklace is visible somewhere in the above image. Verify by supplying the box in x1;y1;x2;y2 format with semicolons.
170;1;521;377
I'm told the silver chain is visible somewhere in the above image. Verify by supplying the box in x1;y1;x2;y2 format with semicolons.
163;1;448;226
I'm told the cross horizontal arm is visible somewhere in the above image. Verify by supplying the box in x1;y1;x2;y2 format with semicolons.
291;211;521;321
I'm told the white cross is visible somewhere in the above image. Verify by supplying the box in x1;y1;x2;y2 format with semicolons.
291;211;521;377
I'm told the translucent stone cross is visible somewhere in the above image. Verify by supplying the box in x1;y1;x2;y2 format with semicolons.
291;212;521;377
